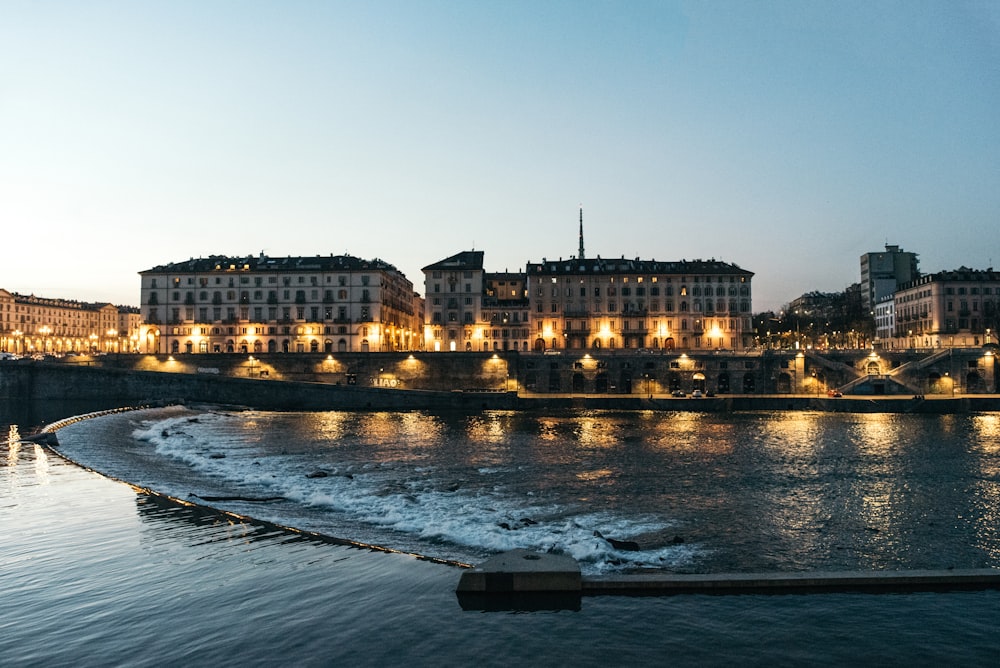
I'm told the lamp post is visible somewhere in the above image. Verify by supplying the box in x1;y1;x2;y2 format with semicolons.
39;326;52;353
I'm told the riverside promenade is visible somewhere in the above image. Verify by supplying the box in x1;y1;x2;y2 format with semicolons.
3;360;1000;413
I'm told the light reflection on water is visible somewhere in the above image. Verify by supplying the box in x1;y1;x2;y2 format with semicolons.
8;411;1000;664
41;408;1000;576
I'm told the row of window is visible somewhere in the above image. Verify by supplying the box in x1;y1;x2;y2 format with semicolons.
154;275;373;288
537;300;752;314
536;285;750;298
150;288;376;304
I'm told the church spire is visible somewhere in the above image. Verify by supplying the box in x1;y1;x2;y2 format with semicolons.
578;205;585;259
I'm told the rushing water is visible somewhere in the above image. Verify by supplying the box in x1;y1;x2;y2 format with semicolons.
48;407;1000;574
4;405;1000;665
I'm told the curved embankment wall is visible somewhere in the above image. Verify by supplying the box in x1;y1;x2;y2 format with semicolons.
3;362;999;413
0;363;516;412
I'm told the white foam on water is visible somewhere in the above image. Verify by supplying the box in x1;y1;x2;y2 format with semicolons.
131;411;700;573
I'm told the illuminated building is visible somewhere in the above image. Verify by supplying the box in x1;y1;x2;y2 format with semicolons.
519;208;753;351
139;254;421;355
526;256;754;351
0;289;141;355
891;267;1000;349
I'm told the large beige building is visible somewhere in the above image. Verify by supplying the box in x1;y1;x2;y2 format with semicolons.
526;256;754;351
0;289;141;355
139;254;421;354
422;246;755;353
890;267;1000;348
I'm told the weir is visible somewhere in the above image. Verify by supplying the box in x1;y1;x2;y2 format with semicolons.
456;550;1000;611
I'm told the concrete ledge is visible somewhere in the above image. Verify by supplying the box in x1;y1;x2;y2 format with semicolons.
456;549;581;593
582;568;1000;596
456;551;1000;610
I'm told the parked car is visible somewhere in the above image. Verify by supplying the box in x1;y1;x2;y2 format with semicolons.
671;390;686;397
691;389;703;398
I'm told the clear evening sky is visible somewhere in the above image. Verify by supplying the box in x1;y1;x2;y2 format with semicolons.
2;1;997;313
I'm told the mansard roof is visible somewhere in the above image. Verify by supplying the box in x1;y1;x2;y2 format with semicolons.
421;250;485;272
527;256;753;277
140;254;403;276
899;266;1000;290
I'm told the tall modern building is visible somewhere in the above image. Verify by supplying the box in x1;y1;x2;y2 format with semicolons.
138;254;421;354
860;244;919;313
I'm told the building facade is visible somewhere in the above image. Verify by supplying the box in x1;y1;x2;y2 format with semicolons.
860;243;919;313
889;267;1000;348
526;256;754;351
0;289;141;355
421;251;487;351
139;254;421;355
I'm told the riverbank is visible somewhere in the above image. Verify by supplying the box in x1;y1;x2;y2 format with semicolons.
3;361;1000;414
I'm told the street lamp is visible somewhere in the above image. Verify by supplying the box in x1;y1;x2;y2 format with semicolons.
39;326;52;352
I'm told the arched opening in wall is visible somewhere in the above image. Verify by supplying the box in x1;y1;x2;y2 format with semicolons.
692;372;706;392
652;338;659;349
525;371;537;391
595;372;609;393
171;340;180;354
621;374;632;393
548;371;561;392
593;338;602;349
967;371;983;392
681;337;688;348
866;360;880;375
239;342;248;353
185;341;193;354
226;340;235;353
465;341;472;351
338;339;347;352
534;338;546;351
199;341;208;353
324;339;333;353
146;331;158;353
267;339;277;353
743;373;755;392
928;371;943;393
282;340;290;353
718;372;730;393
777;372;792;393
253;341;263;353
572;372;585;393
310;339;319;353
669;372;681;391
551;338;558;350
361;339;370;352
608;337;616;349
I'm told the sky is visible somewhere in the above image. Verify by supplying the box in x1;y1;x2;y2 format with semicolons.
1;1;997;313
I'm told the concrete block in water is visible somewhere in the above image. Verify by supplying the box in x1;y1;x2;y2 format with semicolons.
456;549;581;593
